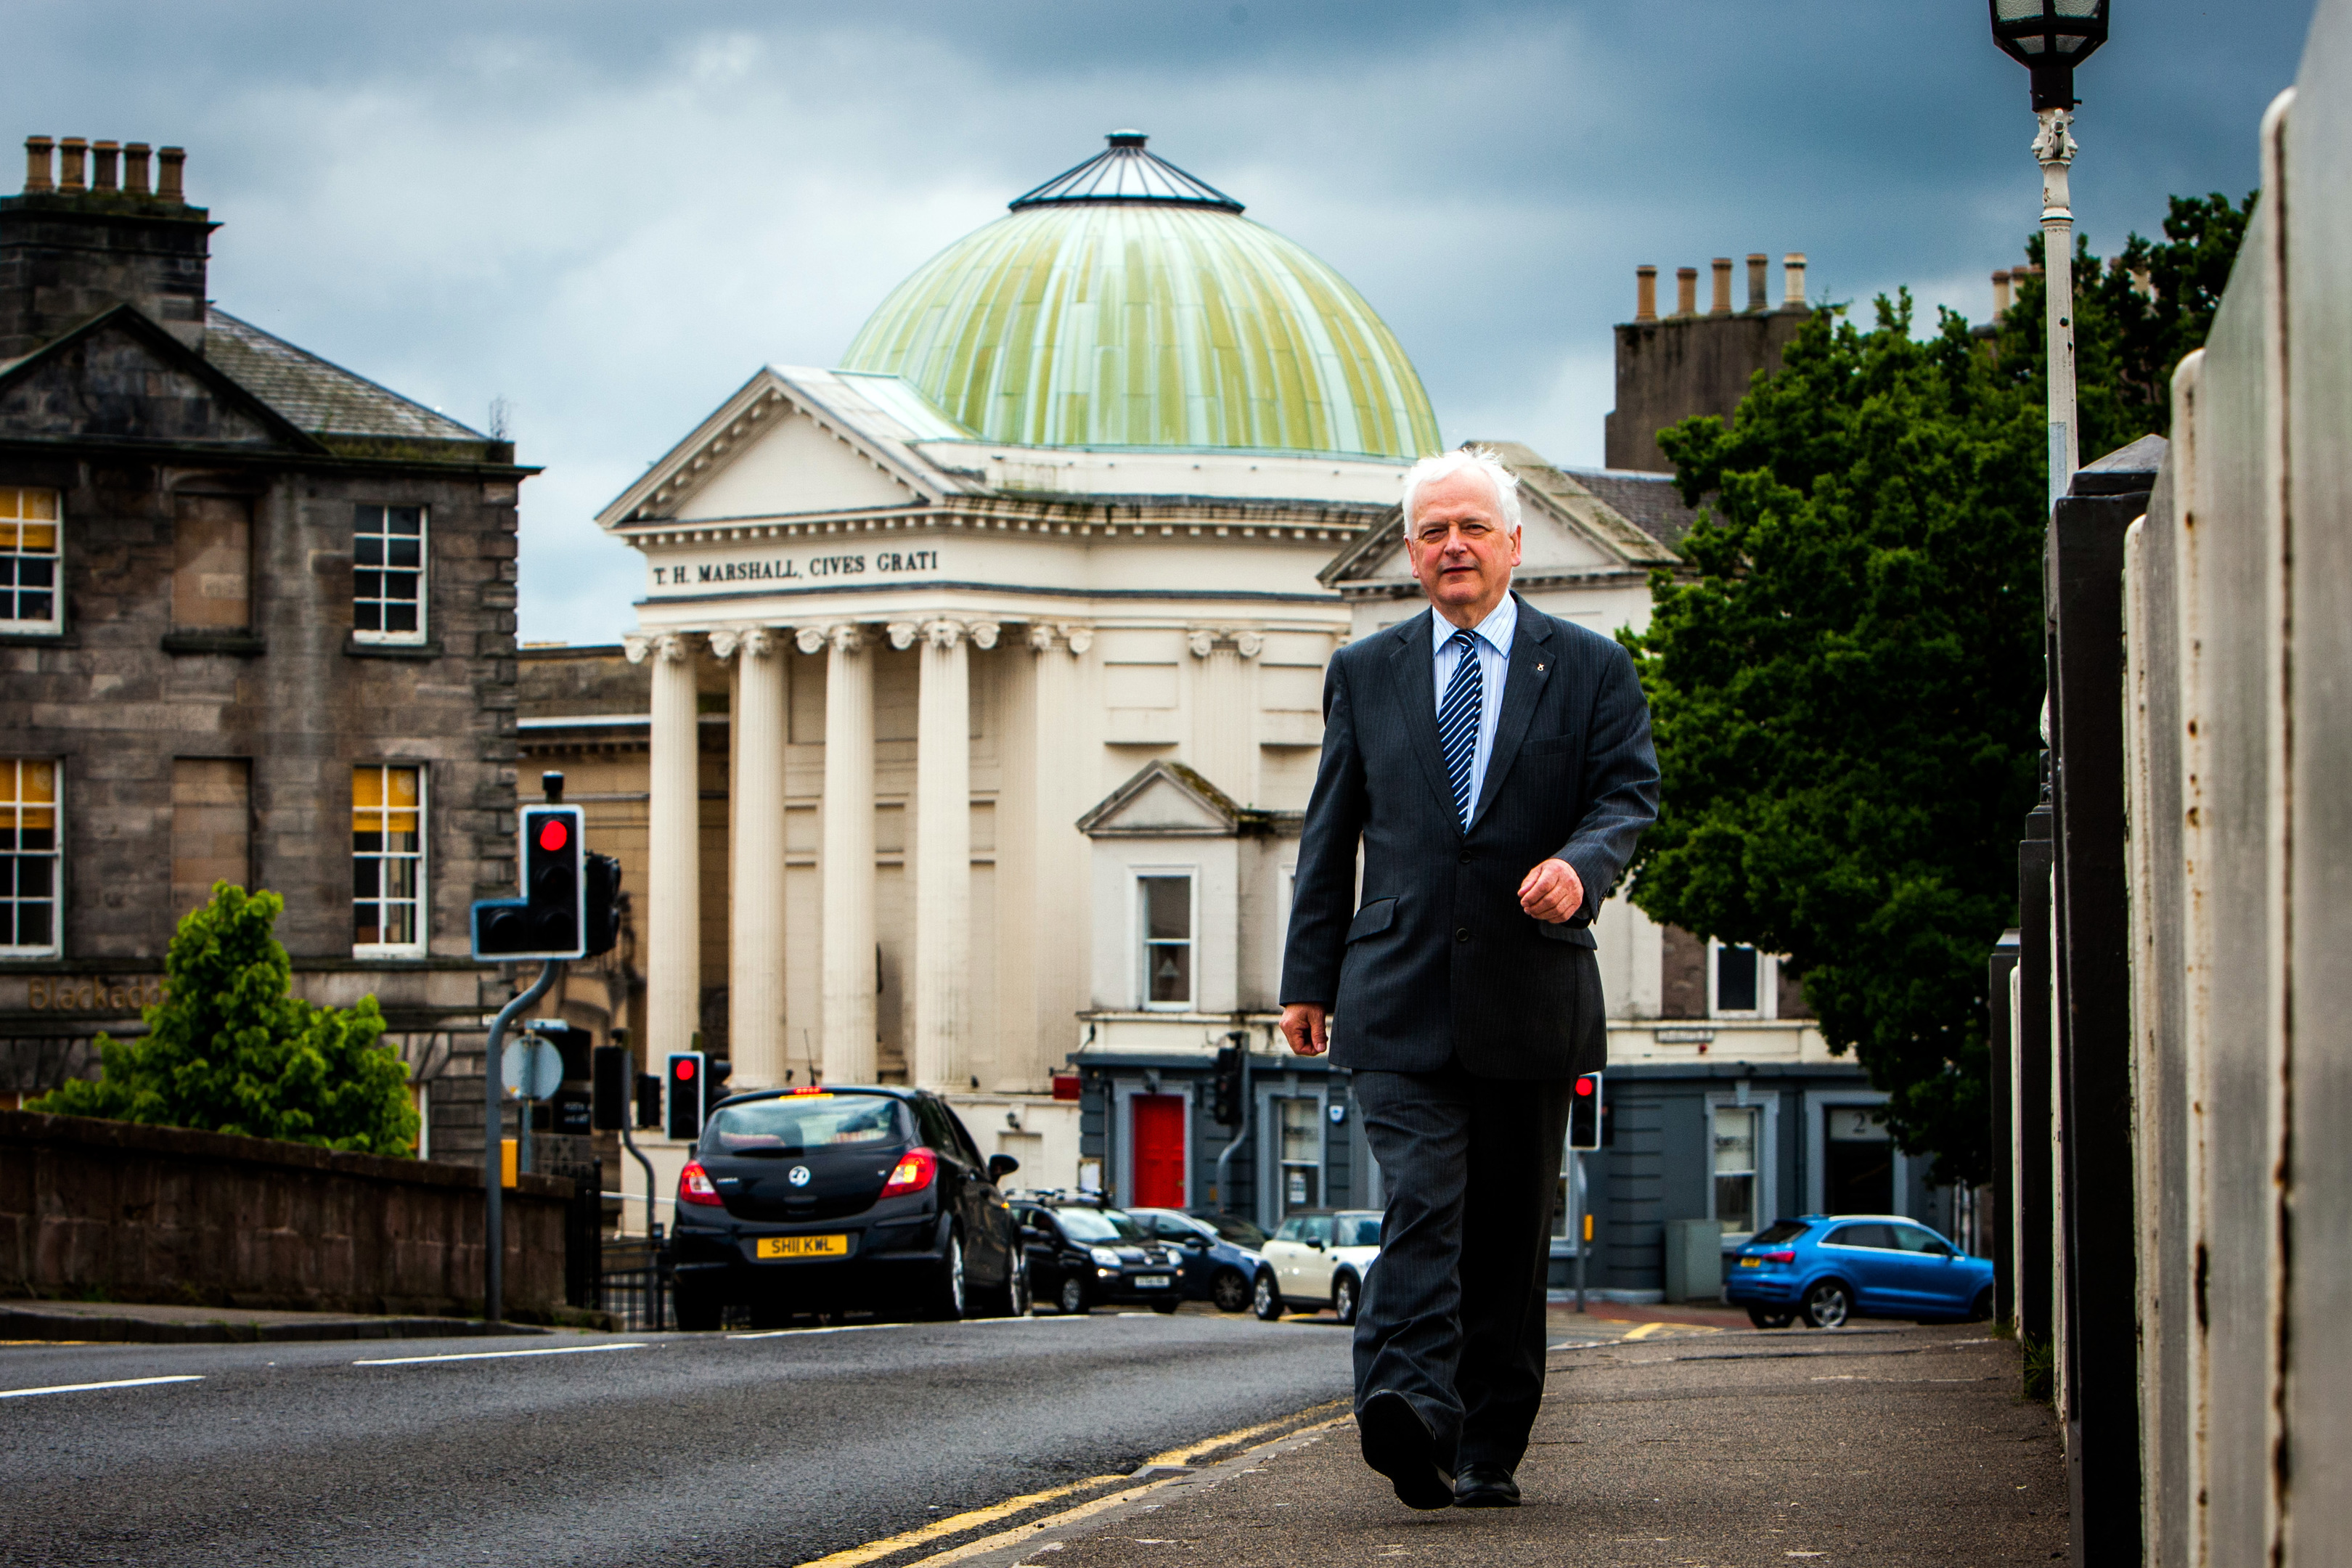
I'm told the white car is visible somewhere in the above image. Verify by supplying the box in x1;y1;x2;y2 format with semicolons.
1255;1209;1383;1323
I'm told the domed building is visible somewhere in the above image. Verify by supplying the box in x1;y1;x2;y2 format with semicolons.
544;134;1892;1251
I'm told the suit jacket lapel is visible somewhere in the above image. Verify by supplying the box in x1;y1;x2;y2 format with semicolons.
1384;611;1461;836
1469;595;1556;830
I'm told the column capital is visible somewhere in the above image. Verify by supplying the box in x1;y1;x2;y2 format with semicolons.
1024;621;1093;654
920;618;965;651
709;626;773;661
968;621;1000;651
1186;626;1262;659
1187;628;1217;659
886;621;921;651
626;632;695;665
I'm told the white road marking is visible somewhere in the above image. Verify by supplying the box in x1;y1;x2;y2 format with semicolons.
729;1322;905;1340
0;1374;204;1400
352;1343;646;1366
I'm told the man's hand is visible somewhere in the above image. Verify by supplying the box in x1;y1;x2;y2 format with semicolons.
1280;1003;1329;1057
1518;857;1585;924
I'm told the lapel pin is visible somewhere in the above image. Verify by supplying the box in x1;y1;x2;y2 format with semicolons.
1535;663;1546;671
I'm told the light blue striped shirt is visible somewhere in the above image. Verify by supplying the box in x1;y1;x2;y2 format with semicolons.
1431;594;1516;817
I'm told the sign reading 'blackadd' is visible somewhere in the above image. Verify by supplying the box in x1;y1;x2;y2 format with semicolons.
648;547;942;592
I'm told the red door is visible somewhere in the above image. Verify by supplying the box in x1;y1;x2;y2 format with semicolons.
1132;1095;1186;1209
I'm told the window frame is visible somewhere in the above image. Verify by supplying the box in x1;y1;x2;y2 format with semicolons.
0;758;62;957
1706;939;1778;1019
1702;1090;1778;1246
351;761;428;958
351;502;429;645
1133;866;1197;1011
0;486;64;637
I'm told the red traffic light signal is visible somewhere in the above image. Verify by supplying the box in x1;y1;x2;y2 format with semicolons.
674;1058;696;1082
537;817;569;852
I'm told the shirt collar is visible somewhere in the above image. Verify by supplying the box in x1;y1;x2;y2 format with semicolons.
1431;592;1518;658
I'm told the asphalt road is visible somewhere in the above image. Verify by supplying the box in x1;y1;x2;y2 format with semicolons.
0;1309;1354;1568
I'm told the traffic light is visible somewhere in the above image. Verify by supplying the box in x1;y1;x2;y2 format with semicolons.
592;1044;629;1132
634;1071;661;1130
666;1050;706;1140
1568;1071;1604;1151
1210;1045;1244;1126
584;852;622;957
470;801;587;960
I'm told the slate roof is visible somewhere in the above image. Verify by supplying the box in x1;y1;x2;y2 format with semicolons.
1564;467;1704;549
202;309;486;444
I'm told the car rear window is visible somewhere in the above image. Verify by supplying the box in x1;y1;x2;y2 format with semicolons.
702;1093;906;1156
1334;1214;1383;1247
1752;1220;1811;1245
1054;1207;1146;1243
1205;1214;1268;1249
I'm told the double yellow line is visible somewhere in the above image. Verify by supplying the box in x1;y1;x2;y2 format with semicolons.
791;1401;1349;1568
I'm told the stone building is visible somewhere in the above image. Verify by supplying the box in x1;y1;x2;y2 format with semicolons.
528;135;1947;1286
0;135;533;1163
1604;253;1813;474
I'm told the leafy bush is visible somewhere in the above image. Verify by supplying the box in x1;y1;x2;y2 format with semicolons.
30;883;417;1156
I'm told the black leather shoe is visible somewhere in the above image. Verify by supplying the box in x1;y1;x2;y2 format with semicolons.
1357;1391;1454;1511
1454;1462;1521;1508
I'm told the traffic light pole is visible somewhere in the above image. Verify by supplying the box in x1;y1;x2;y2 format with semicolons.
483;958;563;1325
1212;1032;1251;1214
1573;1151;1588;1314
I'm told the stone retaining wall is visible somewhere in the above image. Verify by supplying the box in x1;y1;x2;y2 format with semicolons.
0;1109;568;1317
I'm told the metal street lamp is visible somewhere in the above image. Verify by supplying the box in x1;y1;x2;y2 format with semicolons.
1988;0;2110;508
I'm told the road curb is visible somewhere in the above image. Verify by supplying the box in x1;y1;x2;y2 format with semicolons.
0;1306;550;1344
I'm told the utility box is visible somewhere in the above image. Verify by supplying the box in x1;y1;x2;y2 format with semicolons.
1664;1218;1724;1302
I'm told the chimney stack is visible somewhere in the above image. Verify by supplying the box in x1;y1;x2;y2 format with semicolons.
1635;265;1657;323
2;134;211;356
1992;269;2012;319
1710;258;1732;316
1783;253;1808;309
1675;266;1698;318
1747;253;1768;311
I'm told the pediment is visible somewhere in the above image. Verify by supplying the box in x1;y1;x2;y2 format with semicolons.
677;399;918;521
0;307;318;452
1078;761;1241;837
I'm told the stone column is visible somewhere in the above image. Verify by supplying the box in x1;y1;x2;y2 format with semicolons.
629;632;701;1066
713;626;785;1090
1188;626;1261;804
811;623;876;1086
909;618;990;1090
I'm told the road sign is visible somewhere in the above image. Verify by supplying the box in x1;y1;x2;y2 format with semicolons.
502;1040;565;1101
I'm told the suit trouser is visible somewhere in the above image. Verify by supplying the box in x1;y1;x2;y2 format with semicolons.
1351;1060;1575;1473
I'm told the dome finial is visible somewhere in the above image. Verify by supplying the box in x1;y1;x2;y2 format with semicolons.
1108;129;1146;147
1008;132;1243;213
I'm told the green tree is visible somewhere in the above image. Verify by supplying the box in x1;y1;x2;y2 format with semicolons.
31;883;417;1156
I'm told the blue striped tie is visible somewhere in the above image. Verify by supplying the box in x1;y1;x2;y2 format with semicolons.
1438;628;1482;829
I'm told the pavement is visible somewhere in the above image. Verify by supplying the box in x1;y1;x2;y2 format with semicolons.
0;1298;549;1344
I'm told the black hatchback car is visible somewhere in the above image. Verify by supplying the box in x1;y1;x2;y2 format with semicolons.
669;1087;1029;1328
1010;1199;1188;1315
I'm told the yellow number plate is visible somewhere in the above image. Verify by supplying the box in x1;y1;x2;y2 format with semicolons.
757;1234;850;1259
1739;1257;1764;1267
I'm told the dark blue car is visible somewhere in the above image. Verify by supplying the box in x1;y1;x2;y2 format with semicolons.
1127;1207;1272;1313
1725;1214;1995;1329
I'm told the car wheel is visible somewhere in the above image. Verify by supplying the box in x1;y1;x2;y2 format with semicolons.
1802;1279;1853;1329
921;1230;966;1322
1058;1273;1088;1316
1969;1286;1994;1323
672;1283;722;1333
1332;1271;1360;1326
1746;1304;1794;1330
1252;1270;1285;1322
1210;1268;1251;1314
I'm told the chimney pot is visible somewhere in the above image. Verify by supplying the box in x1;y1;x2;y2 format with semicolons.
91;140;120;194
1747;253;1768;311
1782;252;1808;309
1675;266;1698;318
23;136;54;195
123;142;151;196
1635;265;1657;324
157;146;185;203
1992;269;2012;319
1710;258;1733;315
58;136;87;195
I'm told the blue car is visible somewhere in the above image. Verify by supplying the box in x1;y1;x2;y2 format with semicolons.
1725;1214;1995;1329
1127;1207;1273;1314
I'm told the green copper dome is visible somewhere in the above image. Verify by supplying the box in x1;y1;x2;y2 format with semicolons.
839;133;1442;460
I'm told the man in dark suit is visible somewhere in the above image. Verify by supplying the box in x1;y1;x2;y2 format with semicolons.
1278;447;1659;1511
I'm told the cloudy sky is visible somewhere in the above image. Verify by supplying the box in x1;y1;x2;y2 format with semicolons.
13;1;2315;641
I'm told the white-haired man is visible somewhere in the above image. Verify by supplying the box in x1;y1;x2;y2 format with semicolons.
1278;446;1659;1508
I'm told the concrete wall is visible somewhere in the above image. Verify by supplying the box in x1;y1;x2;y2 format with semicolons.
0;1109;570;1317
